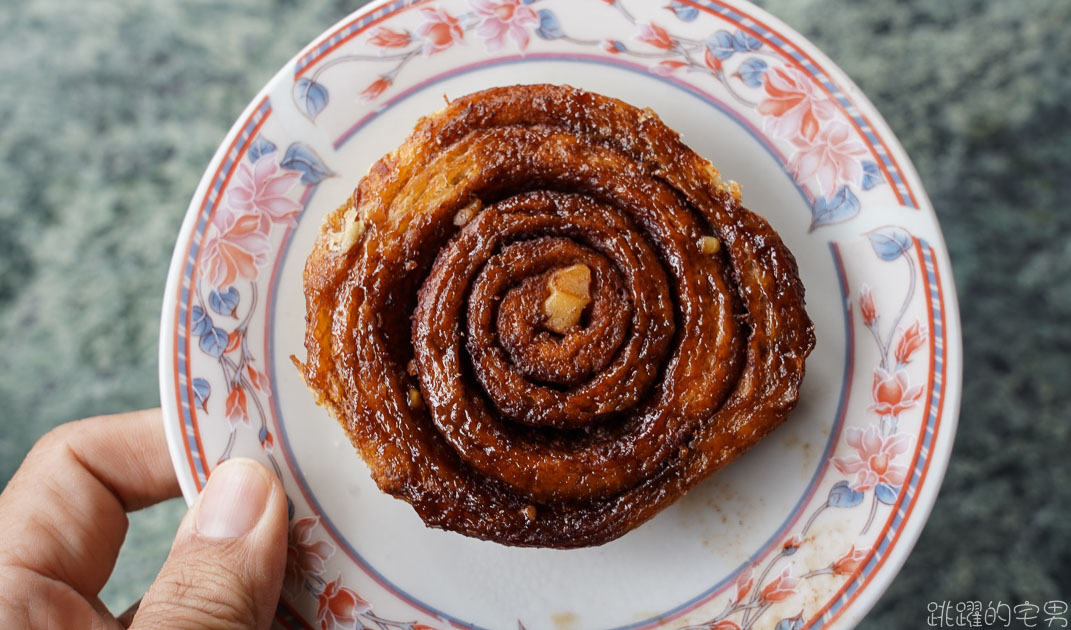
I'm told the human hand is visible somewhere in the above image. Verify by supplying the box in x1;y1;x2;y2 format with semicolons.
0;409;289;629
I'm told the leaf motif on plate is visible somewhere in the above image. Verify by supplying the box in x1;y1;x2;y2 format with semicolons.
249;136;277;162
199;325;229;358
707;29;762;61
875;482;900;505
737;58;768;88
281;142;334;186
706;31;739;60
209;286;240;318
535;9;564;40
192;377;211;412
732;30;762;52
665;2;699;22
191;305;212;337
861;160;882;190
827;480;865;508
293;78;329;120
810;185;860;231
867;226;914;261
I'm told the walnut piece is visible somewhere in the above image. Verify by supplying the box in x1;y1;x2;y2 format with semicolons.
453;198;482;226
543;264;592;334
328;207;366;253
699;235;721;255
406;386;424;410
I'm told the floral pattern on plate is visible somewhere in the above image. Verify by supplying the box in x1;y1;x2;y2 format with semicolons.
162;1;960;628
291;0;914;232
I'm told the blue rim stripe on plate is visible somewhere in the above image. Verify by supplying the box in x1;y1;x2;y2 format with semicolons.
169;1;952;626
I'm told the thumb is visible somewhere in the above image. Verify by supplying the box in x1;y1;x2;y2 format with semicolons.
132;458;288;630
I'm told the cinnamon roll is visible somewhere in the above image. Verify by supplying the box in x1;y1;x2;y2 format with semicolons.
297;84;814;548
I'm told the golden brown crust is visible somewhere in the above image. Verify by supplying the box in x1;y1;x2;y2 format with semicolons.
297;84;815;548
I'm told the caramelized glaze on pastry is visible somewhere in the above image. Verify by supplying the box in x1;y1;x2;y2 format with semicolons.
296;84;815;548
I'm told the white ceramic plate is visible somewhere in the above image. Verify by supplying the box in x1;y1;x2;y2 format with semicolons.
160;1;962;628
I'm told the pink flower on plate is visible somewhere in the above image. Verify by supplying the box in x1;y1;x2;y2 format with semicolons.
317;574;371;630
359;76;392;102
758;65;837;142
759;565;798;603
859;284;877;328
651;59;687;76
870;367;924;417
224;385;248;428
224;330;241;354
787;119;867;196
260;429;275;452
733;564;754;602
225;155;302;230
703;46;723;74
284;517;335;597
832;545;870;575
417;7;464;55
895;320;927;365
471;0;538;51
833;424;911;491
247;364;272;395
369;26;412;48
636;22;675;50
201;212;272;288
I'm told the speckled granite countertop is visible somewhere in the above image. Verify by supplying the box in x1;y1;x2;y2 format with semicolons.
1;1;1068;626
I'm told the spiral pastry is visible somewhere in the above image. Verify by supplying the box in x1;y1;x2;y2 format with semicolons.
298;85;814;548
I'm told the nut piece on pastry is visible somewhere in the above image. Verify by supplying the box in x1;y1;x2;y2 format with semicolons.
296;84;815;549
698;235;722;255
543;263;592;334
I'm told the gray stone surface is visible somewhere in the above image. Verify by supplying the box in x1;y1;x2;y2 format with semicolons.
1;0;1067;626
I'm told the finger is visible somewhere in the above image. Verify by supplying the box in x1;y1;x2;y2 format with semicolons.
0;563;121;629
132;458;288;630
0;409;180;599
